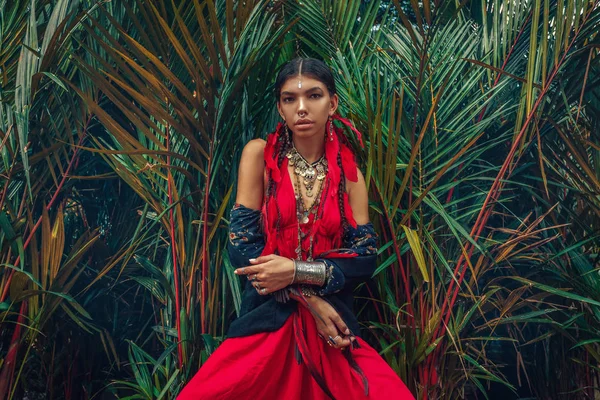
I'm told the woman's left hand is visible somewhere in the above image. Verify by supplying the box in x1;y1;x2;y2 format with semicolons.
234;255;295;295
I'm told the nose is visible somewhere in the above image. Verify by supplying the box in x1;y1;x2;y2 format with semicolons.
297;97;307;115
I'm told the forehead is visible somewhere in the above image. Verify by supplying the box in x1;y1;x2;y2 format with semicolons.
279;75;327;93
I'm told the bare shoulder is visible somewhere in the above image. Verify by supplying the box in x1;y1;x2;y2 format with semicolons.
239;138;266;169
236;138;267;210
242;138;267;155
346;167;370;225
346;166;366;190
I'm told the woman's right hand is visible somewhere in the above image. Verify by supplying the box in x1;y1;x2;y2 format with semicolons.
294;293;355;349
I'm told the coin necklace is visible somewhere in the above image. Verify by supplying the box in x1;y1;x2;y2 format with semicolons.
286;144;328;198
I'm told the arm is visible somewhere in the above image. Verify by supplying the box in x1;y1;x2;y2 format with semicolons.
228;139;266;268
228;139;295;296
347;165;370;226
235;138;266;210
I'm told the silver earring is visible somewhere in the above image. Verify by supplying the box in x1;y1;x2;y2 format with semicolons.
328;117;334;141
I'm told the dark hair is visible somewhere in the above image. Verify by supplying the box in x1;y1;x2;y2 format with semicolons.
274;57;337;101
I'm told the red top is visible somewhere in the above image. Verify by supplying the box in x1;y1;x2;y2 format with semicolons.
260;117;362;261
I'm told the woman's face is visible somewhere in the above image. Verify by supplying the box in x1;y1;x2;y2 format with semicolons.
277;75;338;140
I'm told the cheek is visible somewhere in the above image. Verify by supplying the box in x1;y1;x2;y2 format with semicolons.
280;107;293;119
317;102;332;118
319;99;332;112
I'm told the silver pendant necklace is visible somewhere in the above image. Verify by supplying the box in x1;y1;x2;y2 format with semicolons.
286;144;327;198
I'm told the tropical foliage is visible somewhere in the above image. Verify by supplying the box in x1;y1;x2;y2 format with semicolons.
1;0;599;399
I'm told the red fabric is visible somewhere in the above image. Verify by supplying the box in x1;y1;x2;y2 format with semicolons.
179;120;414;399
263;156;352;261
261;119;359;260
178;306;414;400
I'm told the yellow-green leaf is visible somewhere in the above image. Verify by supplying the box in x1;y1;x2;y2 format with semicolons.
401;225;429;282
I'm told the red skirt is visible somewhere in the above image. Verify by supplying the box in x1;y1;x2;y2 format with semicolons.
178;305;414;399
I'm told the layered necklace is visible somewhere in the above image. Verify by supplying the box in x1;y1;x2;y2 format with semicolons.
287;145;328;198
286;143;329;261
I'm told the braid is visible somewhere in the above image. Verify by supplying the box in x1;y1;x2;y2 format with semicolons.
277;127;289;169
266;126;288;198
337;148;348;230
271;126;289;246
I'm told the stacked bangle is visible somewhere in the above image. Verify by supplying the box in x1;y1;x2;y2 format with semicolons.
291;259;327;286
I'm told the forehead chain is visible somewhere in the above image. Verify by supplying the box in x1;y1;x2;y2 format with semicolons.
298;60;303;89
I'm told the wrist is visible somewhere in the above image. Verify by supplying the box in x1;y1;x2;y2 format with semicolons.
289;258;296;286
290;286;320;303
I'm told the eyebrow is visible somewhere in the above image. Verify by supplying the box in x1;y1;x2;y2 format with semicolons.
280;87;324;96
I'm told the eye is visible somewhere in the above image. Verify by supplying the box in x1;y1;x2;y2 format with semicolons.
310;93;322;99
282;97;294;103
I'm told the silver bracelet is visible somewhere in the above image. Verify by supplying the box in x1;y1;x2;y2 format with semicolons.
292;260;327;286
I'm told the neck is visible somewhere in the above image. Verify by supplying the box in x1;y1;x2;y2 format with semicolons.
291;134;325;164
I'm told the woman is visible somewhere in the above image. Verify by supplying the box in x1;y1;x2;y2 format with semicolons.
178;58;414;399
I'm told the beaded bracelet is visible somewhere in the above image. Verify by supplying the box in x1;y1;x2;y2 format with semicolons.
300;285;319;297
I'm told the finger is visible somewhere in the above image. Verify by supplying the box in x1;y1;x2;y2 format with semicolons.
250;255;275;264
253;283;269;295
338;337;351;349
336;336;352;348
330;331;352;348
234;266;259;276
331;315;351;336
325;322;339;345
326;333;351;349
326;320;350;349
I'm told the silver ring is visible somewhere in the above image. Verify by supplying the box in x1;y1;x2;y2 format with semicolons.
260;288;267;294
255;283;261;290
251;274;258;282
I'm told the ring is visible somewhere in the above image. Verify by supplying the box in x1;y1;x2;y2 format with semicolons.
251;274;258;281
255;283;261;290
328;335;337;346
260;288;267;294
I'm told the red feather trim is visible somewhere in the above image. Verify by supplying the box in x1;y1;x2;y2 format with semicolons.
263;123;283;183
332;114;364;148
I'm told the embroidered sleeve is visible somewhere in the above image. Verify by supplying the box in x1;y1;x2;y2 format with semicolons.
317;222;379;295
227;203;265;268
317;259;345;295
